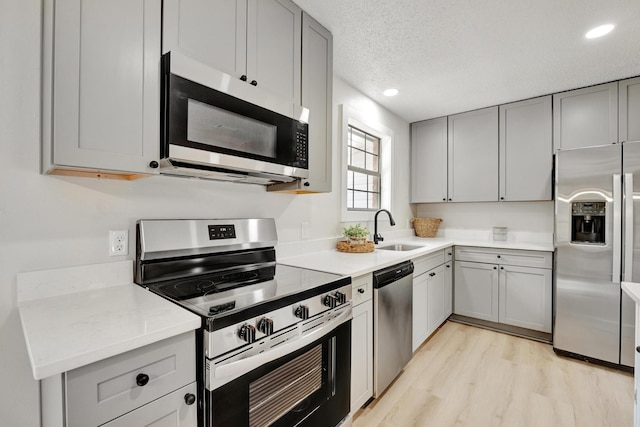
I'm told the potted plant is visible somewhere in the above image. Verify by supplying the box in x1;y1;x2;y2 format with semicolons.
342;223;370;244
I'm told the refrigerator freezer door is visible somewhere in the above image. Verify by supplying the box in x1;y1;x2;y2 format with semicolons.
555;144;621;364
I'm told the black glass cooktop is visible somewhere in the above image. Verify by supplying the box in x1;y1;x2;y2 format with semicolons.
143;264;348;324
148;265;277;300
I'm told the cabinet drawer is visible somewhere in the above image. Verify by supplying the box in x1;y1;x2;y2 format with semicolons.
66;332;196;427
352;273;372;306
455;246;552;269
413;250;445;277
444;247;453;262
102;382;198;427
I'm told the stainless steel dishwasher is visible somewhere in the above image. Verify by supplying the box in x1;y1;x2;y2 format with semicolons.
373;260;414;397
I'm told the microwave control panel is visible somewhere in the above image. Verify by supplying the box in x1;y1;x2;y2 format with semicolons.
295;130;308;168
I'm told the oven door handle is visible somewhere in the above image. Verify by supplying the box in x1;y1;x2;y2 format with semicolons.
214;307;352;381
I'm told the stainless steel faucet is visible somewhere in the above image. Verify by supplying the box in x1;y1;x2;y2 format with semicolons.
373;209;396;244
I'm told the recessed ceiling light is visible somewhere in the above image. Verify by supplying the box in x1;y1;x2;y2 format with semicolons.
585;24;615;39
383;88;399;97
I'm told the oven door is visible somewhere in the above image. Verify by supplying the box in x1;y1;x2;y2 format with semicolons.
205;315;351;427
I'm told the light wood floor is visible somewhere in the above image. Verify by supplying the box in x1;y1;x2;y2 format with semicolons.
353;321;634;427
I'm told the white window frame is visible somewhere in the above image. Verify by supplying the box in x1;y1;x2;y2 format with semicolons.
340;104;393;223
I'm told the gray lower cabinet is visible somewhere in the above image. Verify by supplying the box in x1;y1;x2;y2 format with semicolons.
42;0;161;178
350;274;373;411
454;261;499;322
412;248;453;351
499;264;552;332
454;247;552;334
499;96;552;201
102;383;197;427
42;332;196;427
448;107;499;202
553;82;618;151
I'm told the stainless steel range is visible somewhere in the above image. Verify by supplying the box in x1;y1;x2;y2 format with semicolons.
134;218;352;427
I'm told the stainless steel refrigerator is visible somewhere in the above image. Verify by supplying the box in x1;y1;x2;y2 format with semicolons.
554;142;639;368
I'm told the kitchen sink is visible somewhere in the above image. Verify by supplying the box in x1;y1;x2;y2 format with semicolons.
376;244;424;251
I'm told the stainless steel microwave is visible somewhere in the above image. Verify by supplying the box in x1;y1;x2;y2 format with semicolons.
159;51;309;185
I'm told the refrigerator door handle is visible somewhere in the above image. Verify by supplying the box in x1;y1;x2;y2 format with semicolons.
613;174;622;284
625;173;634;282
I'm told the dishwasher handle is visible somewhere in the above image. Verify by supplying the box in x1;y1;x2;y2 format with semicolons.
373;261;414;288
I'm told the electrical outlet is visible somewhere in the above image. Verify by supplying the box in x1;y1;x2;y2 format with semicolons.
301;222;310;240
109;230;129;256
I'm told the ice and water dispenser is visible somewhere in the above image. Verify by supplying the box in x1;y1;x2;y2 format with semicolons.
571;202;606;244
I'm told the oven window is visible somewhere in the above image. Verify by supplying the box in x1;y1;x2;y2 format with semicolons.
249;344;322;427
208;321;351;427
187;99;277;159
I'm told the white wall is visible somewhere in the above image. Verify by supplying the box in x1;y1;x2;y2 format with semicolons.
0;2;411;424
416;201;554;233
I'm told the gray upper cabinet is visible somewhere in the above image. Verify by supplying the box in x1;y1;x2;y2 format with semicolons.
162;0;247;79
499;96;552;201
553;82;618;151
163;0;302;105
42;0;161;178
620;77;640;144
448;106;499;202
411;117;448;203
269;13;333;193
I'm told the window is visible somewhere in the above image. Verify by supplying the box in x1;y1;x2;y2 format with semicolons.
347;126;380;211
340;104;393;223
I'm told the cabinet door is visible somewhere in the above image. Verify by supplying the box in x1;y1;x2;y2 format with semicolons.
448;107;499;202
454;261;499;322
427;265;446;335
411;117;448;202
444;262;453;318
102;383;197;427
247;0;301;104
351;299;373;411
66;332;195;427
50;0;160;175
553;82;618;151
499;96;552;201
620;77;640;144
412;273;429;352
499;265;552;333
162;0;247;79
270;12;332;193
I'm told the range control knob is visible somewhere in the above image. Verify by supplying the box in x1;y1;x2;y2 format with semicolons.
334;291;347;305
323;294;338;308
295;305;310;320
239;324;256;343
257;317;274;336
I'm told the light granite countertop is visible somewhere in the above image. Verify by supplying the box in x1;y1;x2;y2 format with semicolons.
17;261;201;380
279;235;554;277
622;281;640;306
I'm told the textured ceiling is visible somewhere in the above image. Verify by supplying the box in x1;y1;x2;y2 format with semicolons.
293;0;640;123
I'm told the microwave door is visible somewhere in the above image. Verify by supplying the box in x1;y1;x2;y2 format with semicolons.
187;99;278;160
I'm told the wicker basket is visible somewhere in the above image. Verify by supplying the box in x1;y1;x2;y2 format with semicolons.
336;240;375;253
411;217;442;238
